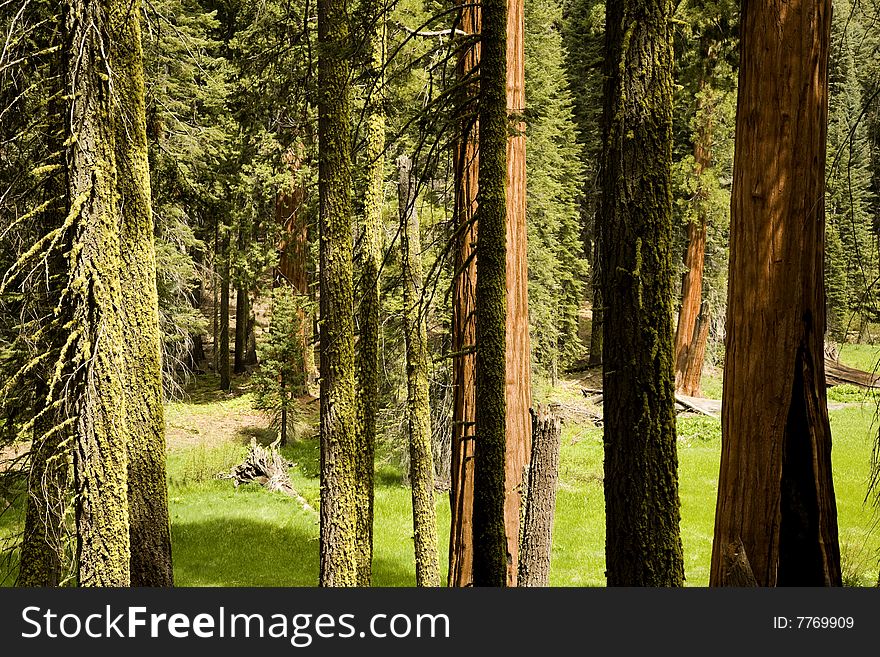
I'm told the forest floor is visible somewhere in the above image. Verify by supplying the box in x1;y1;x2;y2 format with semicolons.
2;346;880;586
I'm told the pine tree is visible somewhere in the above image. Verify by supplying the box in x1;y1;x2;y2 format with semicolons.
825;0;876;340
65;0;132;586
525;0;588;380
398;155;441;587
354;0;386;588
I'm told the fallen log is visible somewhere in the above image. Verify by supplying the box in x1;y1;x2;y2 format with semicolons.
824;356;880;388
218;439;317;516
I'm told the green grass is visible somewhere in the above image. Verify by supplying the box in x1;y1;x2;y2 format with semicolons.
838;344;880;373
2;377;879;587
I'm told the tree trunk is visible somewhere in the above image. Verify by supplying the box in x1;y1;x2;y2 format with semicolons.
503;0;531;588
473;0;508;588
599;0;684;587
276;148;315;386
448;0;530;588
354;10;385;588
680;306;710;398
18;401;70;587
234;284;248;374
710;0;841;587
587;270;602;367
219;233;231;391
518;407;561;587
17;56;70;588
112;0;173;586
318;0;358;587
65;0;131;586
399;155;441;587
673;59;713;396
448;0;480;588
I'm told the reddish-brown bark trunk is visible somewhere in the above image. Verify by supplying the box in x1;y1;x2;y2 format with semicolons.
673;73;712;396
448;0;481;589
448;0;530;587
710;0;841;587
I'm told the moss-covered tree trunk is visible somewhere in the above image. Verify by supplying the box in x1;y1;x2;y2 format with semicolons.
354;9;385;587
448;0;480;588
65;0;131;586
599;0;684;587
111;0;173;587
17;49;71;588
398;155;441;587
710;0;841;587
472;0;508;588
318;0;358;587
19;394;70;587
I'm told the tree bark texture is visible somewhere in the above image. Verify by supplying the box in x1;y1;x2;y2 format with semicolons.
318;0;359;587
18;403;70;586
399;155;441;587
710;0;841;587
111;0;173;586
17;55;71;588
65;0;131;586
355;13;385;587
503;0;531;588
448;0;480;588
599;0;685;587
518;407;561;587
472;0;508;588
448;0;530;588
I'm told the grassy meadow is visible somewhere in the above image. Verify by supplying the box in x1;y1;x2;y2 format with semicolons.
2;349;880;587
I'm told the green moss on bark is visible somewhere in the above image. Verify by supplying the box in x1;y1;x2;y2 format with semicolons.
66;0;131;586
354;14;385;587
399;155;441;587
110;0;173;587
598;0;684;587
318;0;359;587
473;0;509;588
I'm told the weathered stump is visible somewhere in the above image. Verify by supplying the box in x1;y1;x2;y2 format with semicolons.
518;406;562;587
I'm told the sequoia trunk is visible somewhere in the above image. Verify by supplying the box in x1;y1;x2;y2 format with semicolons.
710;0;841;587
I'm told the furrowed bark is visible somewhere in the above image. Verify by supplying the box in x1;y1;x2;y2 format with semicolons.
318;0;359;587
355;9;385;587
66;0;131;586
472;0;509;588
710;0;841;587
518;407;561;587
599;0;685;587
448;0;480;588
399;155;441;587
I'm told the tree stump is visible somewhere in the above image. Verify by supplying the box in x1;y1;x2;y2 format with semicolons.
518;406;562;587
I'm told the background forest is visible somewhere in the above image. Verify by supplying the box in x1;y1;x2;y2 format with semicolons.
2;0;880;587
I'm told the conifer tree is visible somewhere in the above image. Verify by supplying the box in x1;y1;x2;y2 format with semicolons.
317;0;359;587
600;0;685;586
